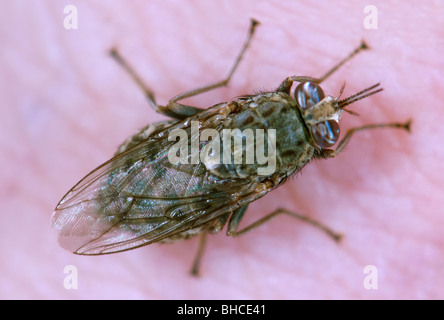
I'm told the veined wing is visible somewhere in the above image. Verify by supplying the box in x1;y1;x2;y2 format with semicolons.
51;114;262;255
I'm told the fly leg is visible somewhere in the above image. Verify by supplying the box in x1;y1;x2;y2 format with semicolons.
277;40;369;92
189;213;230;276
317;119;411;159
226;206;342;242
110;48;202;119
314;40;369;84
190;231;208;276
191;198;344;276
110;19;260;120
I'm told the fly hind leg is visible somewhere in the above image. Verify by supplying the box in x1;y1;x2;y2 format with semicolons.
109;48;202;120
191;203;342;276
189;213;230;276
110;19;260;120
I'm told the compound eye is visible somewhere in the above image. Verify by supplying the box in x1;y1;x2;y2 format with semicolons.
295;82;325;110
311;120;340;148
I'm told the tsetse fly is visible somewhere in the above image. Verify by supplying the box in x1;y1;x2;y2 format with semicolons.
52;19;410;275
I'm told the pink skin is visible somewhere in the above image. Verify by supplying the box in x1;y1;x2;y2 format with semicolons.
2;1;443;299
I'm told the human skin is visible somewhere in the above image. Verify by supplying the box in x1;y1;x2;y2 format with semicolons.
1;1;443;299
